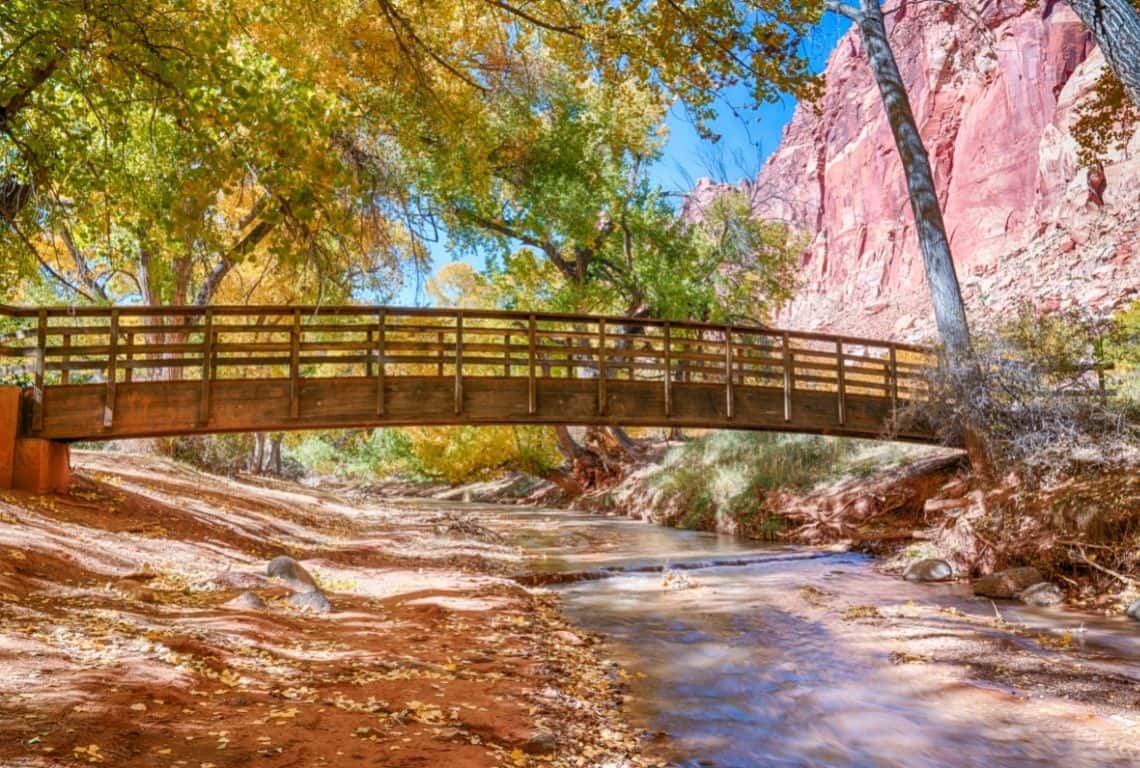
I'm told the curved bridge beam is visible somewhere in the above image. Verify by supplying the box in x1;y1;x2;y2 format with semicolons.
0;305;937;443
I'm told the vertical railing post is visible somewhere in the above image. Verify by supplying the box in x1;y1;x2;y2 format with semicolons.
504;331;512;377
199;309;214;426
124;331;134;383
782;331;793;423
836;339;847;426
663;322;672;418
527;314;537;415
437;330;444;376
376;308;386;416
597;318;607;416
454;312;464;415
888;344;899;426
289;308;301;419
60;333;71;386
32;308;46;432
365;328;374;378
724;325;734;421
104;309;119;429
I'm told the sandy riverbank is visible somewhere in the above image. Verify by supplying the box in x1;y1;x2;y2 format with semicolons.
0;452;649;768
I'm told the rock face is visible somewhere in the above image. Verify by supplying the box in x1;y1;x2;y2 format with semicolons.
972;566;1044;598
685;1;1140;341
904;558;954;582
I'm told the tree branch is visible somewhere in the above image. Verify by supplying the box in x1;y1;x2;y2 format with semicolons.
823;0;862;22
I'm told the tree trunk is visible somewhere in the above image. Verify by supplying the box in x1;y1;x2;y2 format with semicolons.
837;0;972;360
1069;0;1140;110
271;434;283;475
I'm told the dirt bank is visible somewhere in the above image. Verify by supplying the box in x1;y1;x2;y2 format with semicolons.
0;452;649;768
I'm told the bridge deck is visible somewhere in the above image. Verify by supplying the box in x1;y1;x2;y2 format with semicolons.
0;305;937;442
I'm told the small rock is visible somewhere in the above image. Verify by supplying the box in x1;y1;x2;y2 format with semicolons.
267;555;319;593
662;570;696;591
522;730;558;755
972;567;1044;599
904;558;953;582
1127;599;1140;622
225;591;267;610
1018;582;1064;607
288;589;331;614
552;630;585;647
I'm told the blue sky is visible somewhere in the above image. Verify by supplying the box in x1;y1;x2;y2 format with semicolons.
396;14;852;306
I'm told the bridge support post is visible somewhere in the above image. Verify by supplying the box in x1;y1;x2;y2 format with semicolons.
0;386;70;493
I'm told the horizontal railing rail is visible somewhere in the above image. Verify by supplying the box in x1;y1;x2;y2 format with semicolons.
0;305;937;438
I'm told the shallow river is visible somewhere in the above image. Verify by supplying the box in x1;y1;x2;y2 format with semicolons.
461;503;1140;767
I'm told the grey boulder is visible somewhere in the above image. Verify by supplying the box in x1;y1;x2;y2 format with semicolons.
1018;582;1064;607
267;555;319;593
904;558;953;583
1127;599;1140;622
288;590;331;614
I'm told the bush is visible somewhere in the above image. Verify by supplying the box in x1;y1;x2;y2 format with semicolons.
906;305;1138;483
289;426;563;484
640;431;922;538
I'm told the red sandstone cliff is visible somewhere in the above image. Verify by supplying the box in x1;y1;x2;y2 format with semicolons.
685;0;1140;342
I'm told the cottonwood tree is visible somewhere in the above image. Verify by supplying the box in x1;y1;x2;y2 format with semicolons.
1067;0;1140;110
823;0;971;359
0;0;824;308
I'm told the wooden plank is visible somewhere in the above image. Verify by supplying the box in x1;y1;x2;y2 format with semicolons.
33;309;46;432
782;331;793;423
528;314;536;415
60;334;70;386
724;326;734;421
290;309;301;418
836;339;847;426
663;322;672;417
889;344;899;426
104;309;119;429
124;332;134;383
597;318;606;416
376;308;386;416
199;310;213;426
29;377;933;443
454;312;464;415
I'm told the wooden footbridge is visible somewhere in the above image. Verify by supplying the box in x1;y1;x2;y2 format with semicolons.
0;305;937;450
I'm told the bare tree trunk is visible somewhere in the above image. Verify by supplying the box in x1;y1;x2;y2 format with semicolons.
1069;0;1140;109
608;426;638;452
252;432;266;474
827;0;972;359
271;433;283;475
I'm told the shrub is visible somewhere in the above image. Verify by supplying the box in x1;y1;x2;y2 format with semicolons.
905;305;1138;483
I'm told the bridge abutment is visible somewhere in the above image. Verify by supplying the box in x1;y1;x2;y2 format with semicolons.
0;386;70;494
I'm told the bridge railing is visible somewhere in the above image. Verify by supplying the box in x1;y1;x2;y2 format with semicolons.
0;305;934;430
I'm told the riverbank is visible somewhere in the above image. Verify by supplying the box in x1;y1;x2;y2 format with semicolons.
570;433;1140;617
0;451;649;768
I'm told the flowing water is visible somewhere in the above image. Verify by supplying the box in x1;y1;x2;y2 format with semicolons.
459;503;1140;767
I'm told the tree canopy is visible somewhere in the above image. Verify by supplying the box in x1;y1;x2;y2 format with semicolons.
1;0;822;308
